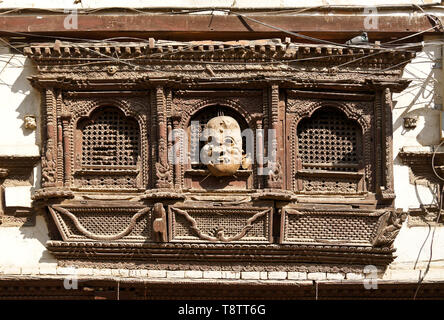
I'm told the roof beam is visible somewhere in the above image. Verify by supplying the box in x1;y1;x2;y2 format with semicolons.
0;14;440;42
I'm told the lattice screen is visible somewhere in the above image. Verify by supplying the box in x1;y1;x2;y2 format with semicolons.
297;107;362;172
81;107;140;167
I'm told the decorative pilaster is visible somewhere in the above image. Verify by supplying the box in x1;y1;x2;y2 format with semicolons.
41;88;57;188
374;90;383;192
171;113;183;190
266;84;283;189
381;88;395;200
155;87;173;189
255;117;264;189
60;113;71;186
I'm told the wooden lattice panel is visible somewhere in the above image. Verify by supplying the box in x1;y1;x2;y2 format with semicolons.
74;107;142;190
280;208;385;246
297;108;361;172
168;206;273;243
81;107;140;167
49;205;152;242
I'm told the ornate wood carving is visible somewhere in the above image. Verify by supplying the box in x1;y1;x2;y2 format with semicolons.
49;204;153;242
24;40;414;269
398;148;444;184
281;207;389;246
169;205;272;243
373;209;406;247
287;96;373;194
152;203;168;242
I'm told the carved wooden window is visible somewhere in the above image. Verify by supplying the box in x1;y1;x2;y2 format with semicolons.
296;107;365;194
74;106;141;190
188;105;249;170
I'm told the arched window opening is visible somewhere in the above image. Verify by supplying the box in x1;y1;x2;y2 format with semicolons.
79;107;140;167
295;107;365;194
297;107;362;172
188;105;249;170
74;106;141;190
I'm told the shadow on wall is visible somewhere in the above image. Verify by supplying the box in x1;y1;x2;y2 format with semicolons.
17;214;57;264
392;45;442;209
4;55;53;263
393;46;443;146
12;57;41;141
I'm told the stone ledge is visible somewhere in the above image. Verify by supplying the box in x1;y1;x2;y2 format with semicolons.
5;266;441;282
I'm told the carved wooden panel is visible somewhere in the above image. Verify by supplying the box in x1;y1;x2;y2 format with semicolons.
168;205;273;243
287;97;373;194
65;93;150;192
280;208;387;246
23;40;411;269
49;204;153;242
297;108;362;171
74;106;141;190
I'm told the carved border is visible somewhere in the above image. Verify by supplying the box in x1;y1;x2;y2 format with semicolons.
47;240;396;271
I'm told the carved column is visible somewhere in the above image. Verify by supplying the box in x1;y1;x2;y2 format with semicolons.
60;113;71;186
150;90;158;189
154;86;173;189
266;84;283;189
374;90;383;192
381;88;395;200
171;114;182;190
255;117;264;189
41;88;57;188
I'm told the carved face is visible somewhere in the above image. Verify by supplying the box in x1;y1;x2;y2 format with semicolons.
24;115;37;130
201;116;242;176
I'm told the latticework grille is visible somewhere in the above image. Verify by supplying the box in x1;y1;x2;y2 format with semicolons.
302;176;358;193
171;208;270;243
75;174;137;189
58;209;152;241
81;107;140;167
284;213;379;244
297;108;361;172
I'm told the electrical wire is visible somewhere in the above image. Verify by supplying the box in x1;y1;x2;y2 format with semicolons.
412;140;444;299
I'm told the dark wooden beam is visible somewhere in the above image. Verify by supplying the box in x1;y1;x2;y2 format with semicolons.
0;277;443;299
0;14;440;42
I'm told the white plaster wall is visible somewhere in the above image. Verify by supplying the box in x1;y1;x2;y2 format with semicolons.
0;0;440;10
0;45;40;157
392;40;443;211
389;36;444;279
0;216;56;270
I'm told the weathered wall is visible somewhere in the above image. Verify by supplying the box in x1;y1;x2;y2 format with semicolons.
388;36;444;280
